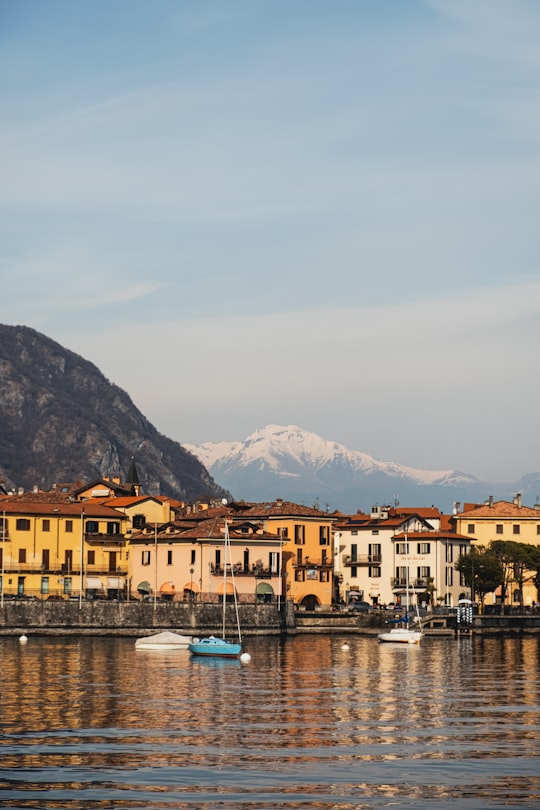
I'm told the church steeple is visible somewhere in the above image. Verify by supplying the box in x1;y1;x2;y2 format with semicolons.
126;456;140;495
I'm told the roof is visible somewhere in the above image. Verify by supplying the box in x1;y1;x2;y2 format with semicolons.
457;500;540;519
0;500;128;518
238;500;336;519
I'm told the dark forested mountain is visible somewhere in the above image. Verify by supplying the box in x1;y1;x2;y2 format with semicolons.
0;324;229;502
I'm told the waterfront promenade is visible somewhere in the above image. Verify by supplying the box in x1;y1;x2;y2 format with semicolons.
2;600;540;637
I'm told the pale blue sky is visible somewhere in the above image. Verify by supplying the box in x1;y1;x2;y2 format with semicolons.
2;0;540;482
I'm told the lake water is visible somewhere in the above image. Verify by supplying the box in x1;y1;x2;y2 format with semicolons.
1;633;539;809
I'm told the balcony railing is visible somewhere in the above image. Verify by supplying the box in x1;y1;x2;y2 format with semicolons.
84;533;126;545
391;578;429;589
343;554;382;566
1;562;128;575
292;558;333;569
210;563;275;579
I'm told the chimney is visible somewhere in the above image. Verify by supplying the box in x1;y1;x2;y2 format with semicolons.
489;495;493;507
514;493;522;508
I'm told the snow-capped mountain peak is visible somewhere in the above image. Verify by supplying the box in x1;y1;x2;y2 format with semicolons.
184;425;483;512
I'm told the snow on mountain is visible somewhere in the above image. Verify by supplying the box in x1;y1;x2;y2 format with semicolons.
184;425;485;512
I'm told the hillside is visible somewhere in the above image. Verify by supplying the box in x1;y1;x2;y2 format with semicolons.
0;324;229;502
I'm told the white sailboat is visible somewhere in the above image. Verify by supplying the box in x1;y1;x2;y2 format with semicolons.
189;519;243;658
378;533;423;644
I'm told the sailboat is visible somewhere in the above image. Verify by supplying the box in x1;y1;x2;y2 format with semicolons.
189;520;243;658
378;533;423;644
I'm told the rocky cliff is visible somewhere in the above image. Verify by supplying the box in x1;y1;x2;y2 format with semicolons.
0;324;229;502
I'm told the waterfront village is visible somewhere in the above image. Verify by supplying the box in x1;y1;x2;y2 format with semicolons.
1;458;540;617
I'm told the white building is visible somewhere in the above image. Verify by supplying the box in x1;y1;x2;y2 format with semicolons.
334;506;470;607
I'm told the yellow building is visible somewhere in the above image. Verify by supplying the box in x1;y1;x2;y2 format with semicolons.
0;498;128;599
453;495;540;607
231;500;337;610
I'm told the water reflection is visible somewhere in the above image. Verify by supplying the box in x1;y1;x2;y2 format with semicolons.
0;634;539;808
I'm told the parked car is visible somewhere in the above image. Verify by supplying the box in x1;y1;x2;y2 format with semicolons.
347;600;372;612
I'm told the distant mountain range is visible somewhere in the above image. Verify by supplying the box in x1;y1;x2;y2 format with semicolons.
2;323;539;514
185;424;540;513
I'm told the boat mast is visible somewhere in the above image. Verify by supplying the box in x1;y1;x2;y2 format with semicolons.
223;520;242;643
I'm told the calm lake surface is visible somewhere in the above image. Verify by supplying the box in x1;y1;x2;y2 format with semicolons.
0;633;539;809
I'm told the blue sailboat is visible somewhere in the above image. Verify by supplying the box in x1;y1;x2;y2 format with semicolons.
189;520;243;659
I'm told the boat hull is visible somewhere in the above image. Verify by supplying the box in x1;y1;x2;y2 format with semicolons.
135;631;195;650
188;636;242;658
378;628;422;644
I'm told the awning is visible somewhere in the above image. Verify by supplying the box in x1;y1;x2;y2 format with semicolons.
256;582;274;595
160;581;176;595
137;580;151;593
183;581;200;593
218;581;235;595
85;577;104;590
107;577;124;589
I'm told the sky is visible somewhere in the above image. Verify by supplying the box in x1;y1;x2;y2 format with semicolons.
1;0;540;482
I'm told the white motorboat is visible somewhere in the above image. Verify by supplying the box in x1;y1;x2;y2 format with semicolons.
135;631;195;650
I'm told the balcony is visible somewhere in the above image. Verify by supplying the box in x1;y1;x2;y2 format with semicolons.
210;563;274;579
292;557;333;569
391;578;429;589
84;532;126;546
343;554;381;567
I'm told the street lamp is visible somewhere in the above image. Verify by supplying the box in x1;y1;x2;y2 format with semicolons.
189;567;194;601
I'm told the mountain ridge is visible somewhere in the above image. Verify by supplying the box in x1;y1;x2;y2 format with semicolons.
0;324;229;502
185;424;540;513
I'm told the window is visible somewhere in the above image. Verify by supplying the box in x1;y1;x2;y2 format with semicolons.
351;566;358;577
19;548;26;563
396;566;407;585
190;549;196;565
445;567;453;586
351;530;358;536
16;519;30;531
513;525;520;535
371;529;379;535
369;543;381;561
65;520;73;533
321;549;327;565
42;549;50;569
467;524;475;534
417;543;431;554
87;550;95;565
133;514;145;529
167;550;173;565
319;526;329;545
396;543;409;555
418;566;431;579
294;525;305;545
446;545;454;563
86;521;99;534
63;577;72;595
496;524;503;534
0;517;7;538
319;570;330;582
142;551;151;566
460;544;467;556
295;569;305;582
107;522;120;535
537;525;540;535
278;527;289;539
42;519;50;532
270;552;279;573
369;566;381;577
41;577;49;595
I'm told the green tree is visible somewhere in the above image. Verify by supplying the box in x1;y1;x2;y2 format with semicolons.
455;546;502;607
